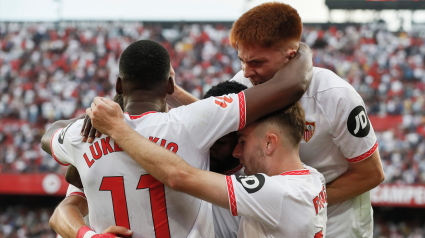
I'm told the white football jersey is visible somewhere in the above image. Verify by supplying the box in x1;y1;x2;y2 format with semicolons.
51;92;247;238
225;165;327;238
231;68;378;238
212;167;245;238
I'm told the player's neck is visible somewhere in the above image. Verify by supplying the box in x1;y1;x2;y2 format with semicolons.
123;91;167;115
266;148;304;176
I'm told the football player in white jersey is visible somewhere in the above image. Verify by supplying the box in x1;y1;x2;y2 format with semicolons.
51;95;132;238
42;40;313;238
87;97;327;238
202;82;247;238
161;2;385;238
52;83;246;238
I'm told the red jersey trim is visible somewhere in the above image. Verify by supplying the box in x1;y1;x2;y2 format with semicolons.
68;192;87;200
224;164;244;175
125;111;156;120
280;169;310;176
238;92;246;130
51;128;70;166
346;141;378;163
77;226;92;238
226;175;238;216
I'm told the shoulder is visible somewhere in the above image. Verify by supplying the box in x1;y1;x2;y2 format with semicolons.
304;67;358;98
304;165;326;186
60;119;85;140
306;68;365;111
234;173;282;194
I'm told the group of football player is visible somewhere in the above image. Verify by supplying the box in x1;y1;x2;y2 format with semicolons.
41;2;385;238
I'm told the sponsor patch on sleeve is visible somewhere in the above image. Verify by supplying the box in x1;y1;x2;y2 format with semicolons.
347;106;370;138
236;174;265;194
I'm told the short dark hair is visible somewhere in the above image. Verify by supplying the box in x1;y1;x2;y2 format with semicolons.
119;40;170;90
203;81;247;99
257;102;305;146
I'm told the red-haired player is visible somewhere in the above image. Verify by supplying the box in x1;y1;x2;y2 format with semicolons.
167;3;385;238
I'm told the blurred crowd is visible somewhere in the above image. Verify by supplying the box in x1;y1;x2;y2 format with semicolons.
374;221;425;238
0;22;424;184
0;205;55;238
3;204;425;238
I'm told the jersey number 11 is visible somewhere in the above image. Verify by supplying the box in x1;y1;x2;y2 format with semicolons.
100;175;171;238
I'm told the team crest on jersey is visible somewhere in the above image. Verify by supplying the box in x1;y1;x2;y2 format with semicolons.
303;121;315;142
214;96;233;109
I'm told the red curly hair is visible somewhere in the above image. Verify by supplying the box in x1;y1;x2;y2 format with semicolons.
230;2;302;48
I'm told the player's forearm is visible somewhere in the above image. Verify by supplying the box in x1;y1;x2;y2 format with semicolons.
50;198;88;238
110;123;194;189
166;85;199;107
109;124;230;208
326;151;385;206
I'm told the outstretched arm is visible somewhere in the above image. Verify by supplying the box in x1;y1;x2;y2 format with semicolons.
86;99;230;209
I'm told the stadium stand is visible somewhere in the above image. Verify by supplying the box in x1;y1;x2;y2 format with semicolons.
0;21;425;237
1;22;424;185
0;195;62;238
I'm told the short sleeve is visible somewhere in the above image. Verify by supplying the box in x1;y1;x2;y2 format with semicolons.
169;92;246;151
318;87;378;163
225;174;283;228
50;120;82;166
230;70;253;88
66;185;86;199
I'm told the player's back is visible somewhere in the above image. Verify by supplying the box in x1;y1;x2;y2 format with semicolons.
53;113;213;238
51;92;246;238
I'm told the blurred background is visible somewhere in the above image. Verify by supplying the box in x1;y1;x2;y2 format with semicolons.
1;0;425;237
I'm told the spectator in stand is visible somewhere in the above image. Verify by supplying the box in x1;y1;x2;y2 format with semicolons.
0;22;424;185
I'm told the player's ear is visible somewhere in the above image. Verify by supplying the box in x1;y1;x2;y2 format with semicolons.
116;77;123;94
287;49;297;60
265;133;277;155
167;76;175;95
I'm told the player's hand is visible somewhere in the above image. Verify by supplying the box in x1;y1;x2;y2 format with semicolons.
86;97;125;137
101;226;132;238
80;115;102;143
295;42;312;60
81;94;124;143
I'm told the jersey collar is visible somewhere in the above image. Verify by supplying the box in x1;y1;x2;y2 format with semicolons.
280;169;310;176
125;111;156;120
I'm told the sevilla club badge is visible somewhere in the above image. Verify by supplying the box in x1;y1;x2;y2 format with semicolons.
303;121;315;142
